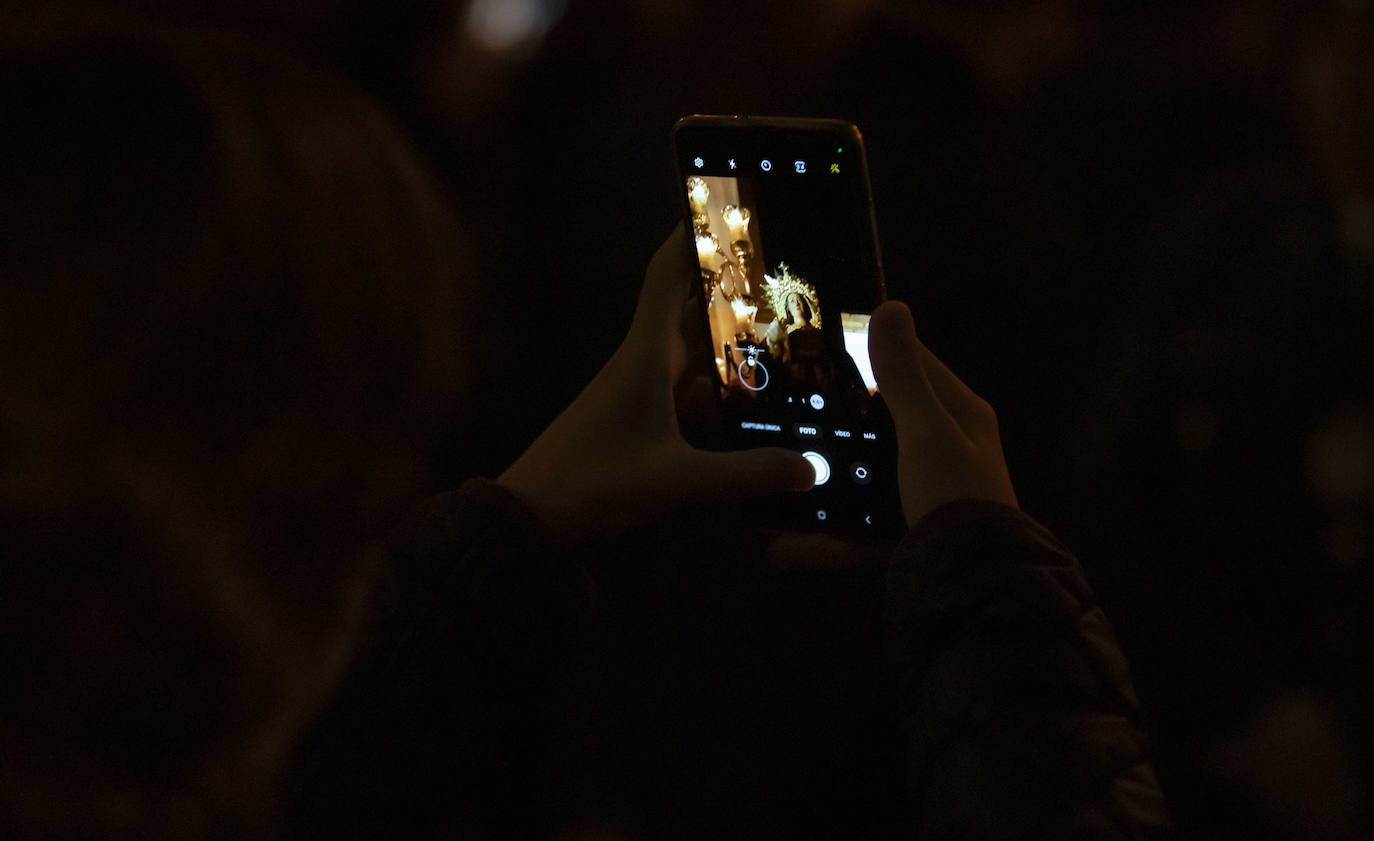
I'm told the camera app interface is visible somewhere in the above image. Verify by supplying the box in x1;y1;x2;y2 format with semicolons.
687;173;876;400
679;129;900;535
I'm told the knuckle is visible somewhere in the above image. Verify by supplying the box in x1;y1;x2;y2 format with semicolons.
968;396;1000;434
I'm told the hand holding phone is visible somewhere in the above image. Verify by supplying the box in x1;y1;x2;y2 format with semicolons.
498;227;814;545
868;300;1018;525
673;116;904;537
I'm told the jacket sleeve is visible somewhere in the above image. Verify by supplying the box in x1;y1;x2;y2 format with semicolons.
885;499;1172;840
288;478;596;840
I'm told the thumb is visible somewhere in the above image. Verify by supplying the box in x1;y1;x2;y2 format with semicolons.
683;447;816;502
869;300;947;440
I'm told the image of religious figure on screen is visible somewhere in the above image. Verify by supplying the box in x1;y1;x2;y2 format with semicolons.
685;175;846;399
761;263;831;391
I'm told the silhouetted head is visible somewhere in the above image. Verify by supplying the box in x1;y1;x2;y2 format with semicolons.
0;15;473;839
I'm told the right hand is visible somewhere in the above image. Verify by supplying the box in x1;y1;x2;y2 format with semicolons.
868;301;1018;526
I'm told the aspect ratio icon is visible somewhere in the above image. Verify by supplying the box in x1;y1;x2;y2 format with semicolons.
760;159;772;171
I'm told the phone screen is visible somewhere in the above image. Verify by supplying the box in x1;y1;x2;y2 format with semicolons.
674;117;903;537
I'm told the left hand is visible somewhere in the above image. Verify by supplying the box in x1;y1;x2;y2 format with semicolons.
498;226;815;545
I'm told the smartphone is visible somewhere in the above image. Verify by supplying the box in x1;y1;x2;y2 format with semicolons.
672;115;903;537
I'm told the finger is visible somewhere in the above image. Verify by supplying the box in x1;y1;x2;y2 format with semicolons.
911;335;995;430
630;224;694;343
868;300;950;439
683;446;816;500
672;290;712;380
674;374;721;426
